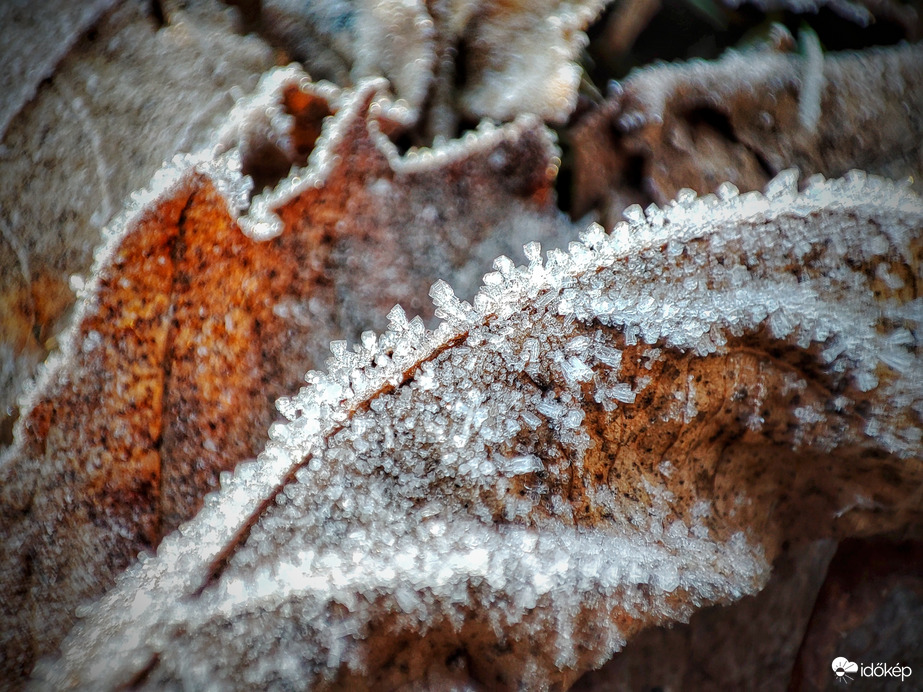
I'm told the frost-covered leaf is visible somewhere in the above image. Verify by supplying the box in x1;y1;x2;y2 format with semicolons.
0;66;568;683
33;172;923;690
260;0;610;126
4;3;923;688
453;0;609;123
0;0;274;445
571;42;923;226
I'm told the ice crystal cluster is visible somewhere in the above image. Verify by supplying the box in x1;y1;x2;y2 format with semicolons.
36;170;923;689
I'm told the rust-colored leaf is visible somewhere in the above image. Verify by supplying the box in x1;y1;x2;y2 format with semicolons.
0;0;274;448
0;67;566;683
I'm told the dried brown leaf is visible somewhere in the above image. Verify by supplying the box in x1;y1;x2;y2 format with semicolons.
571;42;923;226
0;0;274;444
259;0;609;127
3;5;923;690
0;67;567;684
29;171;923;690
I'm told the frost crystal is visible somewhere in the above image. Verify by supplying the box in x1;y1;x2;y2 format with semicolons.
35;172;923;690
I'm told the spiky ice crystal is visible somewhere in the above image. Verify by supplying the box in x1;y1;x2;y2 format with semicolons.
35;170;923;689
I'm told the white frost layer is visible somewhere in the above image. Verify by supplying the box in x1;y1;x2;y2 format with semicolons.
236;72;560;241
34;170;923;689
237;74;386;241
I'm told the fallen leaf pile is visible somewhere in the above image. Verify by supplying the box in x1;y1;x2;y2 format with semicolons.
1;0;921;689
